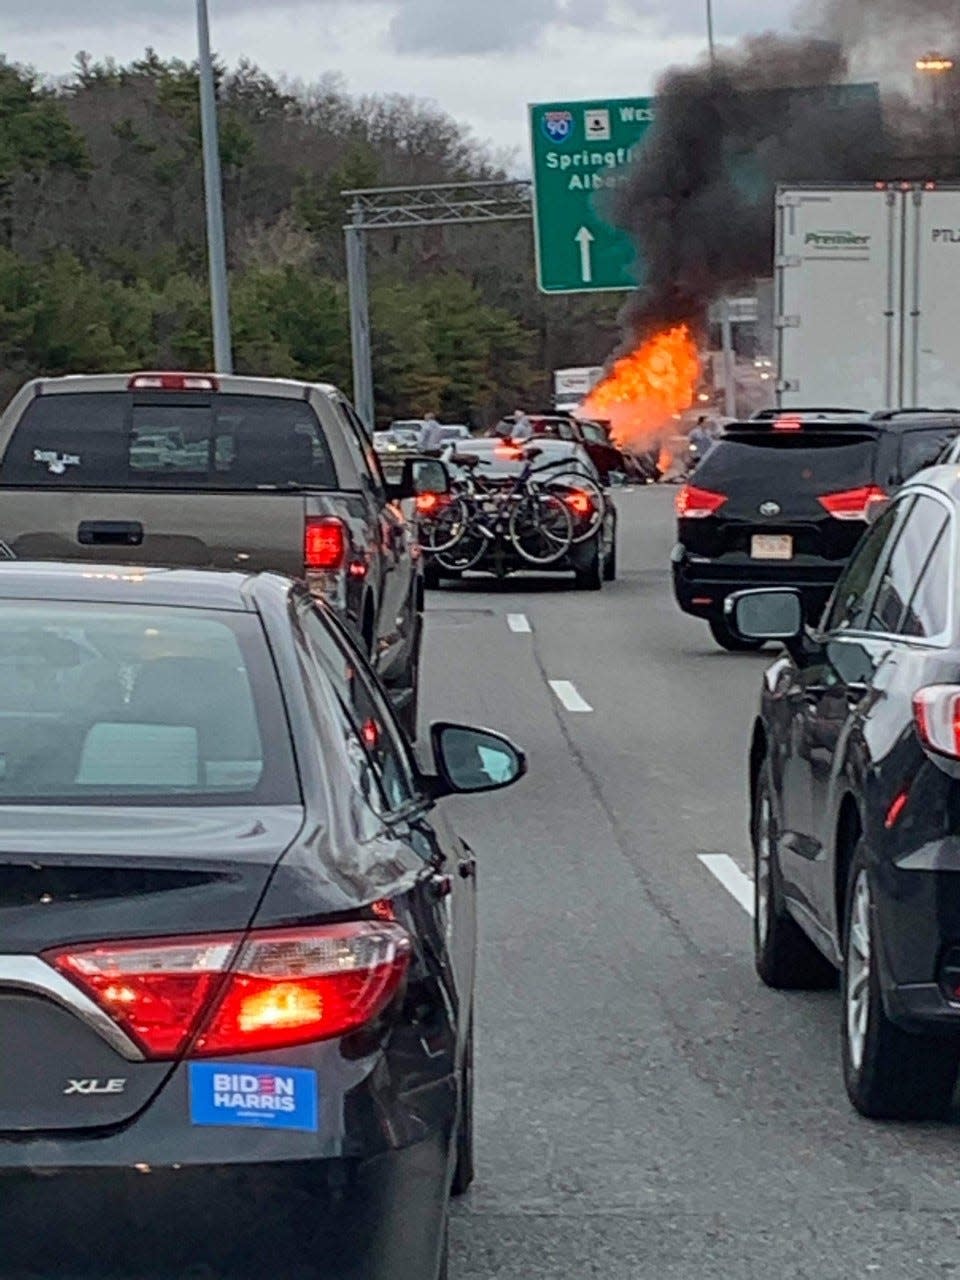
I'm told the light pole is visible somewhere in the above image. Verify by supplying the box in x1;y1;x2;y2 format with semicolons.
197;0;233;374
916;53;955;177
706;0;716;68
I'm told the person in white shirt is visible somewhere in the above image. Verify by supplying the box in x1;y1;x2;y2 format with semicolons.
418;413;445;451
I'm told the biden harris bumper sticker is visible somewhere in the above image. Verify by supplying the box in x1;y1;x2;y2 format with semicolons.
189;1064;318;1132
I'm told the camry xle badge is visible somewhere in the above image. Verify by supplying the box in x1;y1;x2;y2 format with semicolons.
64;1078;126;1095
759;501;781;517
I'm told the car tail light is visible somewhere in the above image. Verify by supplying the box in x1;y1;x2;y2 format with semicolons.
128;373;219;392
817;485;887;521
773;416;803;432
47;922;411;1059
913;685;960;759
563;489;594;517
415;492;450;516
675;484;727;519
304;516;346;570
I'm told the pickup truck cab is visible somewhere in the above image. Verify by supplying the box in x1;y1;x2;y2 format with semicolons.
0;372;435;735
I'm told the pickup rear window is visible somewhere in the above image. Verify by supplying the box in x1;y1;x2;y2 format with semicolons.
1;393;338;490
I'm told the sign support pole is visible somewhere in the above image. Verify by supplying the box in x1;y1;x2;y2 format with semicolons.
345;206;374;430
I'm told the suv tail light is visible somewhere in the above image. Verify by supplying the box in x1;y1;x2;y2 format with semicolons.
47;922;411;1059
675;484;727;519
304;516;346;570
128;373;219;392
817;485;887;521
913;685;960;759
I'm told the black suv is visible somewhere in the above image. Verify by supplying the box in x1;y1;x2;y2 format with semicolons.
672;410;960;650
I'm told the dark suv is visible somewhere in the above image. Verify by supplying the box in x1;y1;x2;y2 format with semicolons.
672;410;960;650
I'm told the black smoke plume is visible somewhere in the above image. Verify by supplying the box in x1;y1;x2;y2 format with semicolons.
610;7;960;340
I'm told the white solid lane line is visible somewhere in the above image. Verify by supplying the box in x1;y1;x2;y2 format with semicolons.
548;680;594;713
698;854;755;918
507;613;532;633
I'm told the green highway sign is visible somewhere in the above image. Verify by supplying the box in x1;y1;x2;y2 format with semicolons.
529;97;656;294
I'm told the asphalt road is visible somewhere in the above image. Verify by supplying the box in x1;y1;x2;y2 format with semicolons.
424;486;960;1280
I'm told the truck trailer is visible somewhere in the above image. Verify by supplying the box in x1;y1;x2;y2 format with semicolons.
775;182;960;412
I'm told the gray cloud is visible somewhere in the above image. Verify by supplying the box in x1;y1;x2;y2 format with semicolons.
0;0;798;57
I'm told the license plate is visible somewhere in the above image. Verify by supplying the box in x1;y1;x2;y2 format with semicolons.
751;534;793;560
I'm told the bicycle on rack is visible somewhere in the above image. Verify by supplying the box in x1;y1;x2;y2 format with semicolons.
417;442;604;578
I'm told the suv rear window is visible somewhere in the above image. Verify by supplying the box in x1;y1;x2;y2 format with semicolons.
695;434;876;493
1;393;337;490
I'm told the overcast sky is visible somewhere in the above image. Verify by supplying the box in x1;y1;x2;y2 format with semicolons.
1;1;799;162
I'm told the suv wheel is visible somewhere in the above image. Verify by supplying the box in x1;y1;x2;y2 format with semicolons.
709;617;764;652
841;845;960;1119
753;767;836;989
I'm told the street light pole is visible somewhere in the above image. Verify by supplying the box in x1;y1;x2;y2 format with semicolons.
706;0;716;68
197;0;233;374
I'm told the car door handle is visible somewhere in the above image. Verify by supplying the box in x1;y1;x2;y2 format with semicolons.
77;520;144;547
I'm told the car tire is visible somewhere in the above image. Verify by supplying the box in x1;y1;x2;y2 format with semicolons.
709;617;765;652
424;562;442;591
436;1216;449;1280
573;539;603;591
603;540;617;582
451;1018;475;1197
841;843;960;1120
753;765;837;990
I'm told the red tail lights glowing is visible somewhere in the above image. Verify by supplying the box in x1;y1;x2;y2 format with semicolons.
817;486;887;521
304;517;346;570
675;484;727;519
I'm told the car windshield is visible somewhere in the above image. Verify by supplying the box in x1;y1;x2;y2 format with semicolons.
1;393;338;490
0;601;298;805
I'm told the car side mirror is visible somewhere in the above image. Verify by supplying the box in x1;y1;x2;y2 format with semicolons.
726;588;804;644
428;722;527;798
388;457;451;502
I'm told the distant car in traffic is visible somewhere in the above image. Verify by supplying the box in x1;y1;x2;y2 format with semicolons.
426;437;617;590
0;561;526;1279
730;464;960;1119
672;410;960;651
495;413;630;484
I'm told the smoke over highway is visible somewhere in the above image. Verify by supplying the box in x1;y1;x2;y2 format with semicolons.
611;0;960;339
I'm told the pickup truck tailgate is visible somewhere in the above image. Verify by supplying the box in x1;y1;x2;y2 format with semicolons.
0;490;305;577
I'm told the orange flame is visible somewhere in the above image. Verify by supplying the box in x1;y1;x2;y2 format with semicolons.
580;324;700;452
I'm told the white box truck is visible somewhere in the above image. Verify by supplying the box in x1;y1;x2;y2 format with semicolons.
553;366;603;411
775;183;960;411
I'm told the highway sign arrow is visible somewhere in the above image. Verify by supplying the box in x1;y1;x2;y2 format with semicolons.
575;226;595;284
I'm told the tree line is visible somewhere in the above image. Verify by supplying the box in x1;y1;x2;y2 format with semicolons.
0;52;623;423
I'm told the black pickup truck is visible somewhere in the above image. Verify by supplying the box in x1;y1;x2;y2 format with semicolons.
0;372;440;735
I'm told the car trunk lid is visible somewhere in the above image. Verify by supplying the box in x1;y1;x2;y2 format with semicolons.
0;804;302;1132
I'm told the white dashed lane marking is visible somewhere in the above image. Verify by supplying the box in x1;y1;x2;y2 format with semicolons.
507;613;532;633
548;680;594;713
698;854;755;917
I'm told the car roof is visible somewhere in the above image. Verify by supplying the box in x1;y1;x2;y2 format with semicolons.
22;372;342;400
0;562;266;611
901;464;960;501
469;437;581;458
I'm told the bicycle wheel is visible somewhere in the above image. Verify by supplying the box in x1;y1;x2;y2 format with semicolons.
436;524;487;572
544;472;605;543
509;492;574;565
417;495;469;554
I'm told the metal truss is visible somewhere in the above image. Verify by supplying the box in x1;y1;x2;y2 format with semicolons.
342;180;533;232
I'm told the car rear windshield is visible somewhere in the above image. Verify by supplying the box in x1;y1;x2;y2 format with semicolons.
1;393;338;490
0;602;299;806
695;435;876;493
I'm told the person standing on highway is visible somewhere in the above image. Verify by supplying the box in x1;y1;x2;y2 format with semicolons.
689;416;713;453
418;412;445;451
511;408;533;441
